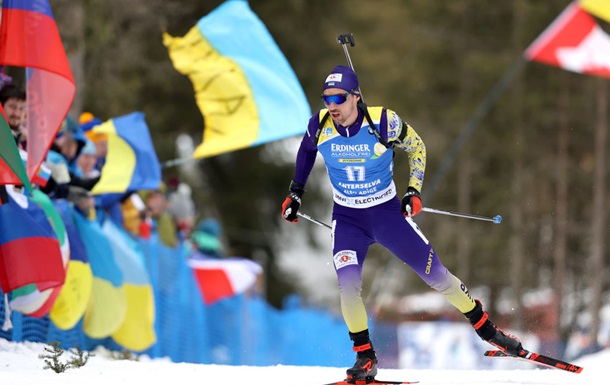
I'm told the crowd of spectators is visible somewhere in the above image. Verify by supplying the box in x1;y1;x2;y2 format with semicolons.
1;78;221;255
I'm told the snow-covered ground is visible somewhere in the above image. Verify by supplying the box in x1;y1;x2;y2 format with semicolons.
0;338;606;385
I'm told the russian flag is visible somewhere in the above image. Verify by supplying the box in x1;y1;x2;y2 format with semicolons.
18;150;50;188
0;0;76;184
0;185;65;293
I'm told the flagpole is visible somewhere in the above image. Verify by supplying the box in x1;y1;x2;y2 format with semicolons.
160;157;199;169
425;56;527;202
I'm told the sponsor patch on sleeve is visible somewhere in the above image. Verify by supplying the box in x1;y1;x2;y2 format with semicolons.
333;250;358;269
387;110;402;140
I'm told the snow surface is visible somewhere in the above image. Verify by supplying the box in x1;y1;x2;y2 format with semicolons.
0;338;607;385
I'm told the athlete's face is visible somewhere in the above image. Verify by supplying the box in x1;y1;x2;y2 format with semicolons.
322;88;360;126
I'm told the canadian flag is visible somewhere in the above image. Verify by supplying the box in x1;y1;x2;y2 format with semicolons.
525;2;610;79
188;258;262;305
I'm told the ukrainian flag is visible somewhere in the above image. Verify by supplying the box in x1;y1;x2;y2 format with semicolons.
50;200;93;330
91;112;161;195
102;220;156;351
581;0;610;22
73;212;127;339
163;0;311;158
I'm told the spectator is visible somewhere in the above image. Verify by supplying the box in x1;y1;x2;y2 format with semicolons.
43;116;100;216
190;218;223;259
0;82;27;148
140;185;178;248
80;112;107;170
166;178;196;239
51;116;87;172
75;139;100;179
121;192;151;239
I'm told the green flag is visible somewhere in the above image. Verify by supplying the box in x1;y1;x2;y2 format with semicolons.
0;104;32;192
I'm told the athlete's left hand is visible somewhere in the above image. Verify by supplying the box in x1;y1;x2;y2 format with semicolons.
401;187;422;217
281;180;305;223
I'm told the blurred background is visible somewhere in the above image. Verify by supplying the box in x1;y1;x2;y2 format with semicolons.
2;0;608;369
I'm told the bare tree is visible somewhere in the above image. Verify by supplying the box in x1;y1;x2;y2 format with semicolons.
587;80;608;347
553;74;569;339
508;0;527;329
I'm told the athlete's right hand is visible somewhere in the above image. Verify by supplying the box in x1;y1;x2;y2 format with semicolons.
281;181;305;223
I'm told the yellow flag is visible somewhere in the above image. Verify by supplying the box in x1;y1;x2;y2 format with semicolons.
581;0;610;23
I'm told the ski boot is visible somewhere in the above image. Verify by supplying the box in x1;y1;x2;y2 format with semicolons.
346;330;378;384
465;300;526;356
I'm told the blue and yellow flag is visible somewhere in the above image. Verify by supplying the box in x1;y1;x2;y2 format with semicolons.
50;200;93;330
102;220;156;351
163;0;311;158
91;112;161;195
581;0;610;22
73;212;127;339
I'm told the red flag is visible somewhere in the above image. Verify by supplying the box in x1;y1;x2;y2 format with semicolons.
525;2;610;79
0;0;76;182
188;258;262;305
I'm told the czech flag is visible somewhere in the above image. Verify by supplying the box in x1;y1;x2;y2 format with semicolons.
188;257;262;305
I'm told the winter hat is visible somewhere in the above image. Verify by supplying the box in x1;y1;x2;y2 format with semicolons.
191;218;223;257
56;115;79;139
79;111;103;132
323;65;360;94
80;139;97;156
196;218;222;237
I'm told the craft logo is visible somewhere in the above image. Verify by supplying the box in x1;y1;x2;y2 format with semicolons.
425;249;434;274
460;282;473;301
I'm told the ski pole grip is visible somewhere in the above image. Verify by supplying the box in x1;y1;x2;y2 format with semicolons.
337;33;355;47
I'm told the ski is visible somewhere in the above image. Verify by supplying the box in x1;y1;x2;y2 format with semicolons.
322;380;418;385
484;349;583;373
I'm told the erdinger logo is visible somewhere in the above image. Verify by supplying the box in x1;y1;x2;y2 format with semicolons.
333;250;358;269
331;143;371;157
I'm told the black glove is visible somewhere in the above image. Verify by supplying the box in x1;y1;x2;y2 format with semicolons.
281;181;305;223
401;187;422;217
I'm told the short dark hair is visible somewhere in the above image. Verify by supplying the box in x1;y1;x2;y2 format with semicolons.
0;83;26;106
